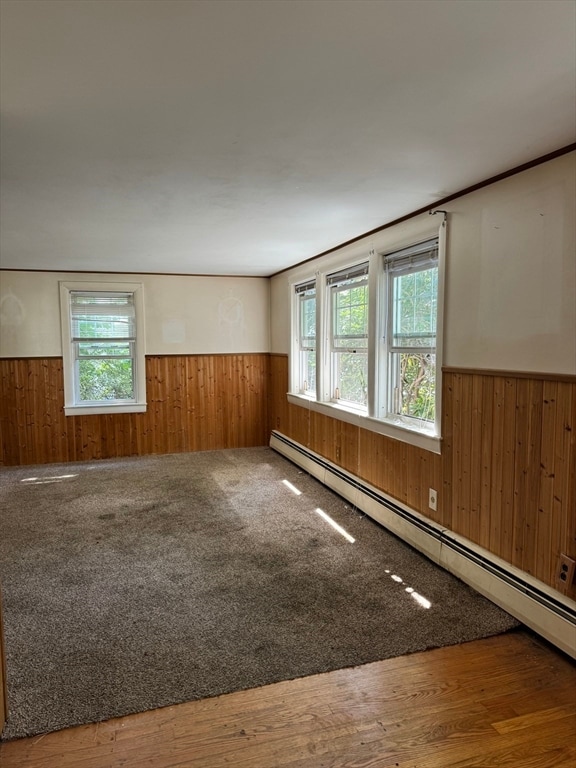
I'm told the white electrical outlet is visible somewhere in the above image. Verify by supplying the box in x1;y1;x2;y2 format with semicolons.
428;488;437;511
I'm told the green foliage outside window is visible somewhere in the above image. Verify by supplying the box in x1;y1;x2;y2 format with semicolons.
299;292;316;393
338;352;368;405
332;280;368;406
72;302;135;402
398;352;435;421
78;358;134;401
392;266;438;422
334;285;368;339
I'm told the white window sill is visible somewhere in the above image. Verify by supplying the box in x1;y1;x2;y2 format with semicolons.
64;402;147;417
287;393;441;454
294;392;317;402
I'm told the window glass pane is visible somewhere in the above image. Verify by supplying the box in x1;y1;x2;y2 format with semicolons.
71;293;135;340
72;316;134;339
300;293;316;348
332;281;368;345
301;350;316;393
390;352;436;422
78;358;135;402
392;267;437;347
330;272;368;406
335;351;368;406
297;287;316;395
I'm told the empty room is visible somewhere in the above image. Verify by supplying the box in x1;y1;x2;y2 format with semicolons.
0;1;575;767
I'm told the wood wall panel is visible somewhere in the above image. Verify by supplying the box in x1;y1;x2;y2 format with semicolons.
268;354;290;434
269;355;576;596
310;411;337;464
0;354;269;466
3;353;574;597
287;402;311;449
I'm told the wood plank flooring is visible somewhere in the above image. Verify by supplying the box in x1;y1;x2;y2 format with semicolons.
1;631;574;768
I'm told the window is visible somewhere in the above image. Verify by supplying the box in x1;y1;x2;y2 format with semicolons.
328;263;369;408
288;222;445;453
384;238;439;426
295;280;316;396
60;282;146;415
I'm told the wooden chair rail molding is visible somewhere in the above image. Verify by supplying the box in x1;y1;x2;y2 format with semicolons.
442;366;576;383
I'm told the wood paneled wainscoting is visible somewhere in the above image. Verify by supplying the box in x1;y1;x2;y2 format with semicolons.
2;352;574;597
268;354;576;598
0;354;269;466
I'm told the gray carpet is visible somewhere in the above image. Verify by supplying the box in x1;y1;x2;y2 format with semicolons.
0;447;518;740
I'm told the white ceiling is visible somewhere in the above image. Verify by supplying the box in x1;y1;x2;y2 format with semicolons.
1;0;575;277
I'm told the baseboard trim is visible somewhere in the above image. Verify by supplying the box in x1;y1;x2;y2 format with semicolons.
270;430;576;658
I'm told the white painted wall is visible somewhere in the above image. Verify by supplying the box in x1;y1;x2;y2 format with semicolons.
271;152;576;375
0;272;270;357
1;153;574;373
445;153;575;373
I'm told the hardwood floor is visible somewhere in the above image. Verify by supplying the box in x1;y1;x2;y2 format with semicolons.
1;631;574;768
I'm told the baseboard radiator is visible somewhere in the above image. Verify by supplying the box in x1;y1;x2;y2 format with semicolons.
270;430;576;659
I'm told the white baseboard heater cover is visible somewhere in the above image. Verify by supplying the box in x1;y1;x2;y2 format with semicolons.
270;430;576;659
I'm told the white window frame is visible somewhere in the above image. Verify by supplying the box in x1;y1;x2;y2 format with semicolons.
293;279;317;398
59;281;147;416
288;218;446;454
380;238;440;431
327;263;369;410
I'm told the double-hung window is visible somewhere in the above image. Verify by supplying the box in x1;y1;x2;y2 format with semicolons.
295;280;317;396
328;263;369;409
383;239;439;427
60;282;146;416
288;222;444;453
